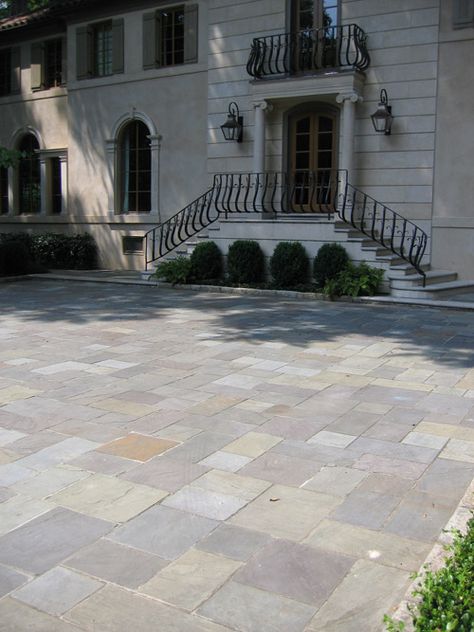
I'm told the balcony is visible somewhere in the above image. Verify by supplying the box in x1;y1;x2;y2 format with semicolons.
246;24;370;80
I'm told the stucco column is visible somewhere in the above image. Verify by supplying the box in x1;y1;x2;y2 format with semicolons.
336;92;361;185
39;156;48;215
105;139;116;215
252;100;273;175
148;134;162;222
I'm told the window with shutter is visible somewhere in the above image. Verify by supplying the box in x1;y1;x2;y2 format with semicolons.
0;48;12;96
453;0;474;28
143;5;198;70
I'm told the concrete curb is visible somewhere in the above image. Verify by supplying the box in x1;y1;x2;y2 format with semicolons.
385;478;474;630
24;272;474;311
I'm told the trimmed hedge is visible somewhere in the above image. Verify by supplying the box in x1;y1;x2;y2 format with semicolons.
313;243;349;288
270;241;309;288
0;232;98;270
227;240;265;285
0;240;32;276
189;241;222;281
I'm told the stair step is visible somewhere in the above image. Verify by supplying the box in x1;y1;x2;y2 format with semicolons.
390;270;457;289
390;280;474;300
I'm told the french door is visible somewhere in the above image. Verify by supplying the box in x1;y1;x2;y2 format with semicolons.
292;0;339;71
289;110;337;212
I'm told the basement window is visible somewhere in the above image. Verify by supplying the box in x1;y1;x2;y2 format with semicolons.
123;236;144;254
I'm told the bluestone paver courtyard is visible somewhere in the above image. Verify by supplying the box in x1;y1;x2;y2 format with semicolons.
0;279;473;631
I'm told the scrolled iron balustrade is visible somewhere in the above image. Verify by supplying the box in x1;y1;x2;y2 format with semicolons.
246;24;370;79
145;170;427;285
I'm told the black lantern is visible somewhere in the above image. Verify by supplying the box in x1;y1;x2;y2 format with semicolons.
371;89;393;135
220;102;243;142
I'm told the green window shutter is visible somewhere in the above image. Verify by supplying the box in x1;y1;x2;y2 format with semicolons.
30;42;44;90
76;25;92;79
112;18;124;74
183;4;199;64
61;37;67;84
453;0;474;27
10;46;21;93
143;11;159;69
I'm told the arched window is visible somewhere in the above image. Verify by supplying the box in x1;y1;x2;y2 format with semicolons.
18;134;40;214
119;120;151;213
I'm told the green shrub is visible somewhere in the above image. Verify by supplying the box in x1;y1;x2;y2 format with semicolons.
0;232;97;269
270;241;309;289
0;240;33;276
153;257;192;285
189;241;222;281
323;262;383;298
227;240;265;285
313;243;350;288
385;517;474;631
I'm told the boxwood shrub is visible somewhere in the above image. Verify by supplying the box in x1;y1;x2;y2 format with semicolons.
313;243;350;288
189;241;222;282
0;240;33;276
270;241;309;288
227;240;265;285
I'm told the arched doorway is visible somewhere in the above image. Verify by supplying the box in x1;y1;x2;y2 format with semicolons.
118;120;151;213
287;106;338;212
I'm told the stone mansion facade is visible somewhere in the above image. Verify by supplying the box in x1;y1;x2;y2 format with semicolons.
0;0;473;293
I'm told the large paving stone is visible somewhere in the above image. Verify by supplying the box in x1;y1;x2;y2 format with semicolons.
306;559;410;631
197;524;273;561
65;538;169;588
0;563;28;598
330;490;401;530
303;466;367;496
198;580;316;632
239;452;322;487
0;507;113;574
109;505;218;559
0;598;80;631
234;539;354;606
98;433;178;461
12;566;103;616
385;491;457;542
121;454;209;491
66;584;230;631
162;485;248;521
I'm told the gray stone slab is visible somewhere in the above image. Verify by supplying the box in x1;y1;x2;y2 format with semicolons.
0;598;80;631
415;458;474;499
68;451;137;476
7;431;65;456
162;485;247;520
121;455;209;491
197;524;273;561
165;431;236;463
198;580;317;632
109;505;218;560
0;563;28;598
350;437;438;465
12;566;103;616
239;452;322;487
0;507;113;574
331;490;401;530
66;539;169;588
235;539;354;606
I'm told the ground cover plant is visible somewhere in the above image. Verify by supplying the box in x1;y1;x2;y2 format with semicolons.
384;517;474;631
154;257;192;285
323;262;383;297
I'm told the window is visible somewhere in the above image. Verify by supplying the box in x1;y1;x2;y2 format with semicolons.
0;47;20;96
122;236;144;254
76;19;124;79
453;0;474;28
143;4;198;69
50;157;62;214
31;38;65;91
119;121;151;213
93;22;113;77
18;134;40;214
0;167;8;214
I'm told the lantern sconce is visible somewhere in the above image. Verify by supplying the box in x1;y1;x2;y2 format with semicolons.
220;102;243;143
371;89;393;135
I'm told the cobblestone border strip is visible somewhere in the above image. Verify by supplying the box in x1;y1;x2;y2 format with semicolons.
385;478;474;631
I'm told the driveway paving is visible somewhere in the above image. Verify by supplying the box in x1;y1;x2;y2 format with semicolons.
0;278;473;630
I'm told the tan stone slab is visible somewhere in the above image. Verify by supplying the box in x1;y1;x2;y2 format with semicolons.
456;369;474;390
188;395;243;416
306;559;410;631
49;473;167;523
139;548;241;611
359;342;398;358
440;439;474;464
0;386;42;405
192;469;271;502
372;378;432;393
0;495;54;536
304;519;430;572
98;433;178;461
0;449;19;465
91;399;156;417
229;484;342;541
354;402;392;415
235;399;273;413
223;432;282;458
416;421;474;442
311;372;373;388
396;369;434;383
66;584;228;631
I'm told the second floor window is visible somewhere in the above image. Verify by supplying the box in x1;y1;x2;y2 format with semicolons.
31;38;65;91
0;47;20;96
143;4;198;69
76;18;124;79
94;22;113;77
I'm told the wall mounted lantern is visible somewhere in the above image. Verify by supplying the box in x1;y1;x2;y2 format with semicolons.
371;89;393;135
220;102;243;142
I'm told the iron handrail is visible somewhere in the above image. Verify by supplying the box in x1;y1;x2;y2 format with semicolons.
144;170;427;285
247;23;370;79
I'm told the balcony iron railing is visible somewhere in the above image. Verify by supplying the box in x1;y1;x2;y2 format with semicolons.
246;24;370;79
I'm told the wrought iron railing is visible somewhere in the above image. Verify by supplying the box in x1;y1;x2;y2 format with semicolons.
145;170;427;283
247;24;370;79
